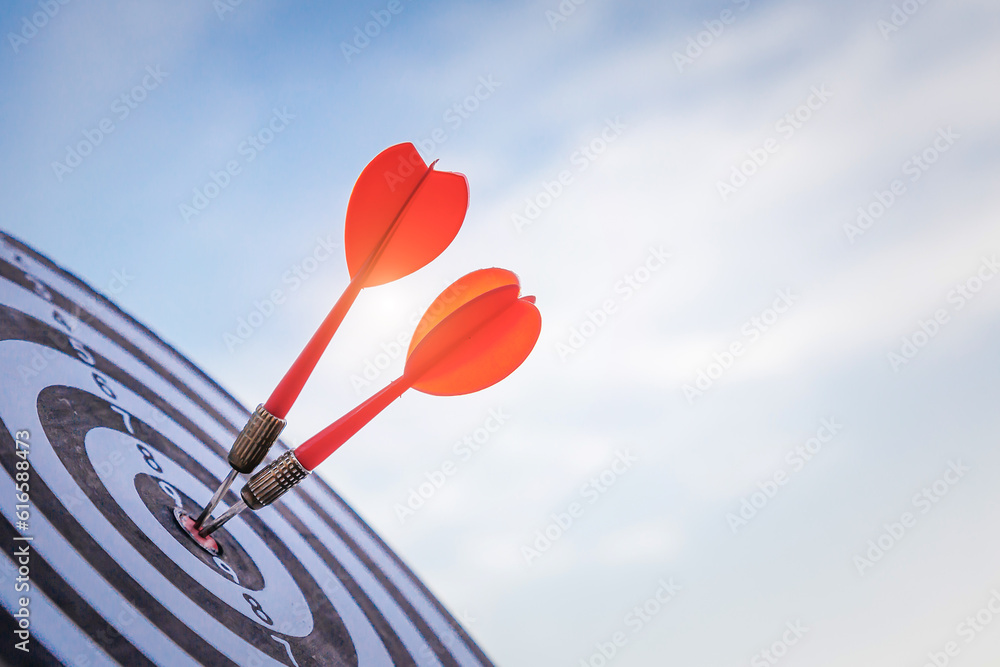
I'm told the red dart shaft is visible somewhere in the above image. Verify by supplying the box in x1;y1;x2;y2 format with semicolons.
294;375;410;470
264;274;364;418
264;161;439;420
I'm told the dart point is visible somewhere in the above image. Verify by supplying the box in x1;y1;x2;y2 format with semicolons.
173;508;221;556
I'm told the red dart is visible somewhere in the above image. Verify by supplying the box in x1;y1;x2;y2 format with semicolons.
266;142;470;418
198;268;541;536
194;143;469;528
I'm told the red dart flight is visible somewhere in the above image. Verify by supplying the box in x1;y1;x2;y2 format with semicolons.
296;267;542;469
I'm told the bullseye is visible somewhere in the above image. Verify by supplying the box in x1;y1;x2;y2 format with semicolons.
174;508;221;556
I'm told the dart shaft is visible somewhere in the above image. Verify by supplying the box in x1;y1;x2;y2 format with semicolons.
194;468;239;528
199;450;310;537
264;277;364;418
198;499;247;537
264;159;440;420
294;376;408;470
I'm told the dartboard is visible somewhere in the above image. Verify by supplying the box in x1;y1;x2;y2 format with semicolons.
0;230;492;667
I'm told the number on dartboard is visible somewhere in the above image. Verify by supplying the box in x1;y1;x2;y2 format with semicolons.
68;336;94;365
214;556;240;584
158;479;182;508
24;272;51;301
52;309;73;332
92;372;116;399
244;593;274;626
110;404;136;435
136;443;163;473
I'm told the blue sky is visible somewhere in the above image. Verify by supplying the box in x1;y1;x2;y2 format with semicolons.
3;0;1000;664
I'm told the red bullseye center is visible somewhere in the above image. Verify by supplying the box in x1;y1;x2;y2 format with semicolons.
173;509;221;556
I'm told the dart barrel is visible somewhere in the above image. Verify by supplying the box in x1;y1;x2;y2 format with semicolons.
227;403;286;473
241;450;310;510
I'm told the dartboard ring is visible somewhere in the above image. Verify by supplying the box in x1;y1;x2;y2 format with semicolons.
0;230;491;667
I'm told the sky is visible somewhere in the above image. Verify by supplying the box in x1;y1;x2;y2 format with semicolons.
3;0;1000;664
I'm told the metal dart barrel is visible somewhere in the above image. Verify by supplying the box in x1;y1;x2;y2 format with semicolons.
194;404;286;528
